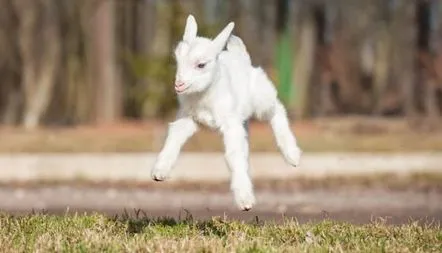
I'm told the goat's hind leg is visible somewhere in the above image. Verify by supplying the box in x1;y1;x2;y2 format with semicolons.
268;100;302;167
252;68;302;167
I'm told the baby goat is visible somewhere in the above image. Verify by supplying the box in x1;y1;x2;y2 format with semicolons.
151;15;302;211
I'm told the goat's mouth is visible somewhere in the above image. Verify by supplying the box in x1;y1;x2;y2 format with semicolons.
175;84;191;94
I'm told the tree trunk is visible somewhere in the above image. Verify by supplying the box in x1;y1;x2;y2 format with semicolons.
66;0;91;124
90;0;121;124
1;83;22;125
293;10;317;118
372;25;392;115
0;0;22;125
14;0;61;130
429;0;442;118
387;0;417;117
258;0;276;70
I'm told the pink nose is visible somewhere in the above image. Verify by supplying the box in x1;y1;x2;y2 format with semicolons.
175;81;185;87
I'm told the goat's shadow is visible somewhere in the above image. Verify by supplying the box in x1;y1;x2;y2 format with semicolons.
112;208;263;236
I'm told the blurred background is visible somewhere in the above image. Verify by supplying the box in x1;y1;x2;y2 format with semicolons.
0;0;442;223
0;0;441;129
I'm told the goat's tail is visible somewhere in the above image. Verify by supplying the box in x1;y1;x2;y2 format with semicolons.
227;35;251;65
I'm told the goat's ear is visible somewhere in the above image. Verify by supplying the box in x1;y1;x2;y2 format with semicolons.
183;15;198;43
211;22;235;54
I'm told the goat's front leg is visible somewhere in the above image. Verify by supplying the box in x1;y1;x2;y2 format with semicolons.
221;119;255;211
151;116;198;181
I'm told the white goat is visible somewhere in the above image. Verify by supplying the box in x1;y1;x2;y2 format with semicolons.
151;15;302;211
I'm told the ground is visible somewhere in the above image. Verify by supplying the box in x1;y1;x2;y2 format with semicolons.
1;117;442;153
2;174;441;225
1;117;442;252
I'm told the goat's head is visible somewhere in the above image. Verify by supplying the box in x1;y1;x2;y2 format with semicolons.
173;15;234;95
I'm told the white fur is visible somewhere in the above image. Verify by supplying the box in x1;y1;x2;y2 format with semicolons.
151;15;302;211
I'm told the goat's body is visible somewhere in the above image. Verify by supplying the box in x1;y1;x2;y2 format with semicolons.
151;31;302;211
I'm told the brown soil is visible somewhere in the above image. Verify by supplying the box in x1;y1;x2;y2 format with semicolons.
2;174;441;225
2;186;440;225
1;117;442;153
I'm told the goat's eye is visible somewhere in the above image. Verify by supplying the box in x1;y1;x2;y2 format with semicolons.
197;63;206;69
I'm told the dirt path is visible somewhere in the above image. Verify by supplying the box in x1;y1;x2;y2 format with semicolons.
1;186;441;225
1;151;441;224
1;152;441;182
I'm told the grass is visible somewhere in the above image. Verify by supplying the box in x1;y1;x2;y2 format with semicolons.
0;212;440;253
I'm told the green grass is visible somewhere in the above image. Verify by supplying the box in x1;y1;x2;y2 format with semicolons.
0;212;440;253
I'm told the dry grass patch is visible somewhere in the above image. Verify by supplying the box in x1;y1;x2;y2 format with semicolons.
0;212;440;252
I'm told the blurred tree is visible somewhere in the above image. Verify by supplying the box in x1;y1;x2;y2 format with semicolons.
391;0;417;116
317;1;339;116
435;0;442;115
0;0;22;125
0;0;440;127
53;0;92;125
90;0;121;124
13;0;61;129
257;0;276;70
291;1;316;118
422;0;442;118
372;0;393;115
